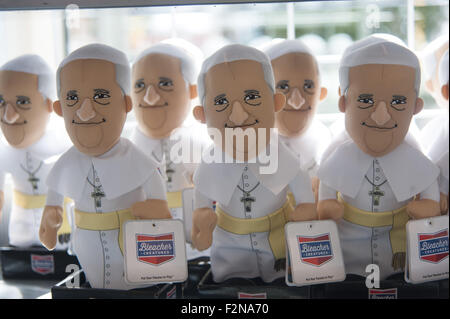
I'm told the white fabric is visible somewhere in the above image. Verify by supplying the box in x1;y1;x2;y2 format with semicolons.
439;50;449;86
198;44;275;105
420;35;449;81
45;138;167;290
46;138;159;202
436;152;449;195
279;119;331;177
56;43;130;96
339;35;421;94
318;140;439;202
134;39;203;85
193;139;314;283
0;54;55;101
0;130;70;248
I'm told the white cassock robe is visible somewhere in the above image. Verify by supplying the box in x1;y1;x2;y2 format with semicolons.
0;131;70;248
278;119;331;178
318;140;440;280
194;138;314;283
46;138;167;290
131;126;210;260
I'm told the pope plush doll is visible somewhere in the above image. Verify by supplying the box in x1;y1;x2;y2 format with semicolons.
130;39;208;260
191;44;316;283
0;55;71;249
39;44;171;290
317;36;441;280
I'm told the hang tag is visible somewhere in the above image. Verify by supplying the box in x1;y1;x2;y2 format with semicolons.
285;220;346;286
182;188;195;242
123;219;188;284
405;215;449;284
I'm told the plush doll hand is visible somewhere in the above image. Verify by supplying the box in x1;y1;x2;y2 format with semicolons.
440;193;448;215
289;203;317;222
191;207;217;251
317;199;344;221
131;199;172;219
39;205;63;250
407;199;440;219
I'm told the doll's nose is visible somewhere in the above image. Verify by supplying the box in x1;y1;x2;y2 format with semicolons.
370;101;391;126
143;85;161;106
3;103;20;124
229;101;249;126
76;98;96;122
287;88;305;110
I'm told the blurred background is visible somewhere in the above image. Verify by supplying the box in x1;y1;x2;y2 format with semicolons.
0;0;449;243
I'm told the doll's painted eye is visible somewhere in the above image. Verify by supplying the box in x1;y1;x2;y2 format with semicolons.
214;95;229;112
303;80;315;90
16;96;31;109
276;81;290;91
214;97;229;106
135;80;145;91
391;96;407;111
244;90;262;106
93;89;111;105
357;95;374;109
66;91;79;106
158;78;174;90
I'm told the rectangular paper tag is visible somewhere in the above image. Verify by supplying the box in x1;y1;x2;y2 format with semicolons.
285;220;346;286
123;219;188;284
405;215;449;284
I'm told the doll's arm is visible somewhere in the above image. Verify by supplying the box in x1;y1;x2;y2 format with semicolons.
407;180;440;219
191;189;216;251
132;169;171;220
317;182;344;220
288;170;317;222
439;175;449;214
39;189;64;250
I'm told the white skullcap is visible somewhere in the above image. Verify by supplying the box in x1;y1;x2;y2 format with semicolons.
421;35;449;81
56;43;130;98
133;38;203;86
0;54;55;101
198;44;275;105
439;50;449;86
263;39;320;78
339;35;421;95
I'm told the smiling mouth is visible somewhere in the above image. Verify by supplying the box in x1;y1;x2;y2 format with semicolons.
283;106;312;112
225;120;259;128
362;122;397;130
72;119;106;125
139;103;168;109
0;119;27;125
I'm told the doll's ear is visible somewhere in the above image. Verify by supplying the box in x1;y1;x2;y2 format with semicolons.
46;98;53;113
441;84;449;101
274;92;286;113
193;105;206;124
338;87;342;97
320;87;328;101
125;95;133;113
53;100;63;117
425;79;434;93
338;95;346;113
413;97;424;115
189;84;198;100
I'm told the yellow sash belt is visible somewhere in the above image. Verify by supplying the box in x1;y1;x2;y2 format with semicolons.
167;191;183;209
337;193;409;256
215;200;293;261
13;190;72;235
74;208;136;254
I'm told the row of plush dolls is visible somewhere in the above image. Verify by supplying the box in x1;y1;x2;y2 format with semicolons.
0;34;448;290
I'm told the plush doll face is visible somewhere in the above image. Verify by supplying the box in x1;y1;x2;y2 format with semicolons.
54;59;131;157
425;42;449;109
340;64;423;157
271;52;327;137
194;59;285;160
131;53;196;139
0;70;52;148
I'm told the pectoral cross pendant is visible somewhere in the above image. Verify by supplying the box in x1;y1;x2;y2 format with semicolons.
166;168;175;183
28;175;39;190
91;187;105;208
241;193;255;213
369;186;385;206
